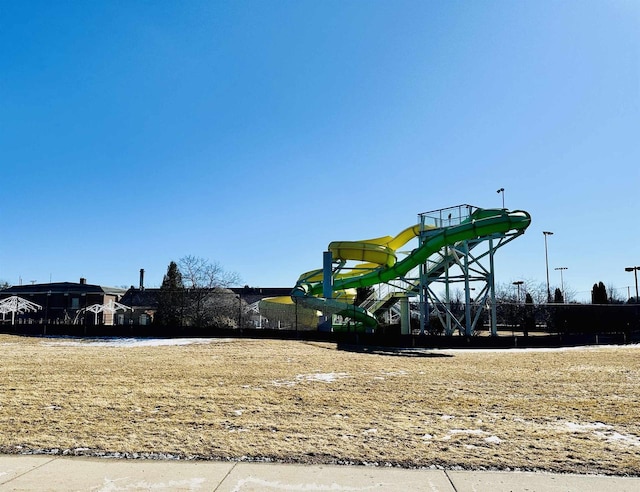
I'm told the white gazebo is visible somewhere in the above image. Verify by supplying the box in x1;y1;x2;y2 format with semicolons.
83;299;131;325
0;296;43;324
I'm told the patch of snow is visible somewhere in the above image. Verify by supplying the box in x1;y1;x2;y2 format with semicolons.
380;370;408;377
274;372;350;386
485;435;502;444
363;428;377;434
595;430;640;447
440;415;455;420
437;343;640;354
449;429;485;436
561;420;640;448
232;409;244;416
299;372;350;383
441;428;487;441
41;337;233;348
272;379;296;387
422;434;433;440
564;421;611;432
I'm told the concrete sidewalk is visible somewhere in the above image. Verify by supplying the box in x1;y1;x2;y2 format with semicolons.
1;455;639;491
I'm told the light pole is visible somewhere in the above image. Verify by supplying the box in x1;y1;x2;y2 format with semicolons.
496;188;505;208
625;266;639;301
554;267;568;300
512;281;524;303
543;231;553;302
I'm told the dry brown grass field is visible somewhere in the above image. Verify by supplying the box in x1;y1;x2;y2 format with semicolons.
0;334;638;476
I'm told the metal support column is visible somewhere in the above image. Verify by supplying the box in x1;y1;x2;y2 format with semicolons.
463;241;472;336
400;295;410;335
419;263;426;335
418;216;428;335
489;238;498;336
444;245;452;336
319;250;333;332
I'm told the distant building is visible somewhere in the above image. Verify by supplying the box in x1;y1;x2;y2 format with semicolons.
0;279;126;325
118;288;159;326
119;285;292;327
0;280;294;329
230;286;292;328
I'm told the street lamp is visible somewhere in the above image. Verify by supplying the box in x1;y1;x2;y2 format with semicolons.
625;266;639;301
512;281;524;303
543;231;554;302
496;188;505;208
554;267;568;300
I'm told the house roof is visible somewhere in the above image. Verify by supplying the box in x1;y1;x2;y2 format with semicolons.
230;287;292;305
118;287;292;309
119;288;160;308
0;282;126;296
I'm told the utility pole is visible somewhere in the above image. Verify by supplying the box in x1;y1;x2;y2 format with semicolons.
543;231;554;302
555;267;568;300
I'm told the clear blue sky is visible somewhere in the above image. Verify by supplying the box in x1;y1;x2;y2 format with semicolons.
1;1;638;302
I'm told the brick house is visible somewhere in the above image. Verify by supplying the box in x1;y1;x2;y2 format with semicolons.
0;279;126;326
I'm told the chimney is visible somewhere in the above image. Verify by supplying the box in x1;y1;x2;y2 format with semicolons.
139;269;145;291
80;277;86;285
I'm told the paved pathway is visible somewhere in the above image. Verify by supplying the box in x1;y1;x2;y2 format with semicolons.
1;455;639;491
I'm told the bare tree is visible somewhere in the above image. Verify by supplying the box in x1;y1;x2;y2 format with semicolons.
607;283;626;304
561;285;577;303
178;256;240;327
494;279;549;331
495;279;548;305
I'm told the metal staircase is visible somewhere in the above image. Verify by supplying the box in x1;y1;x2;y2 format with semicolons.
357;205;528;336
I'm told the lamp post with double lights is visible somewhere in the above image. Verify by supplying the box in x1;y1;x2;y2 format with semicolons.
496;188;505;208
543;231;553;302
625;266;639;302
555;267;568;301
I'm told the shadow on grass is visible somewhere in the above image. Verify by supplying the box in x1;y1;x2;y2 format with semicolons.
336;344;454;358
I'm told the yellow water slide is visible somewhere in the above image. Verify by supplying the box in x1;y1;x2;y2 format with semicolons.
260;208;531;329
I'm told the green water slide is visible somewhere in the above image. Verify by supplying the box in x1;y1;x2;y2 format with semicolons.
290;208;531;328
